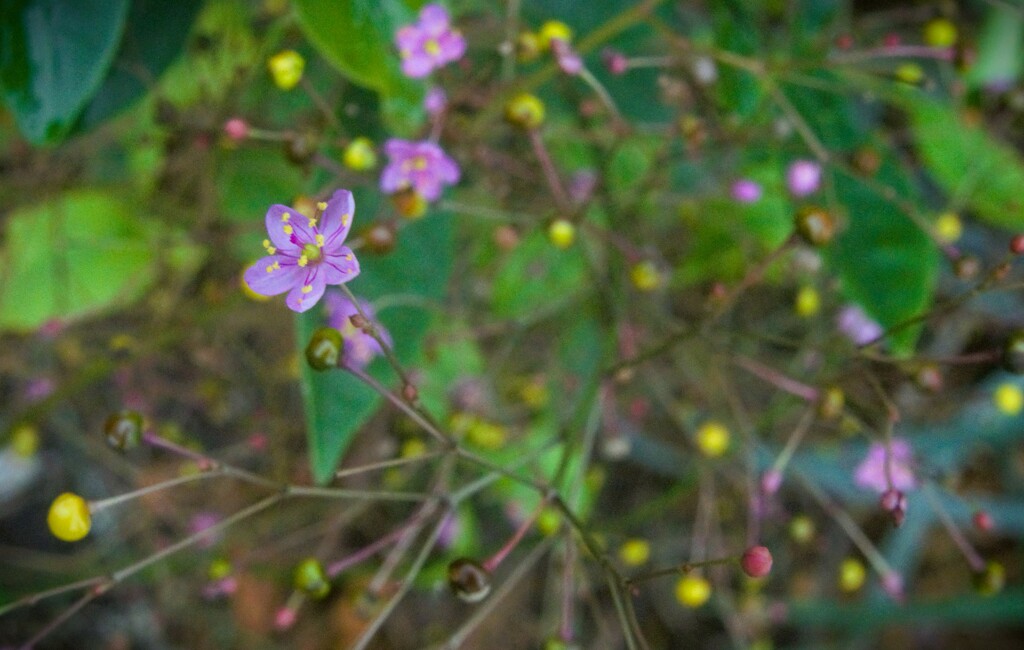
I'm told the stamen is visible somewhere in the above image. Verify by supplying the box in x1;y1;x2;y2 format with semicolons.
283;225;293;235
298;255;308;267
281;212;291;222
302;285;312;294
316;234;325;247
316;201;327;211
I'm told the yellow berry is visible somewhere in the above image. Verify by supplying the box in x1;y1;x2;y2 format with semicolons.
516;31;542;62
838;557;866;593
935;212;962;244
11;424;40;458
696;420;730;457
293;557;330;599
47;492;92;542
400;438;427;459
467;419;507;450
794;286;820;318
895;63;924;85
676;574;712;608
974;561;1005;597
267;50;305;90
342;137;377;171
536;506;562;536
548;219;575;249
789;515;816;544
631;261;662;292
208;558;232;581
618;538;651;567
505;92;545;130
538;20;573;49
924;17;958;48
994;383;1023;415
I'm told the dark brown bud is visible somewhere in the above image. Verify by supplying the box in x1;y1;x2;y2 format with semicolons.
305;327;343;371
447;558;491;603
364;222;397;255
104;410;144;451
794;206;836;247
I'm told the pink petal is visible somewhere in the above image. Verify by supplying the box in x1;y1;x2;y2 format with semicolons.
401;54;435;78
285;267;327;313
319;189;355;246
395;25;420;52
419;4;450;33
244;256;302;296
265;205;302;250
322;248;361;284
380;163;409;194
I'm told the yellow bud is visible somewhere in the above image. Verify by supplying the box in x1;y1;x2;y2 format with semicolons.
895;63;924;85
11;424;39;458
935;212;962;244
676;574;712;608
516;31;542;62
548;219;575;249
630;261;662;292
208;558;232;581
342;137;377;171
538;20;573;49
536;506;562;536
505;92;545;130
467;420;507;450
794;286;820;318
267;50;305;90
789;515;815;544
618;538;651;567
392;188;428;220
401;438;427;459
994;382;1023;415
696;420;730;457
838;557;866;592
923;17;958;48
47;492;92;542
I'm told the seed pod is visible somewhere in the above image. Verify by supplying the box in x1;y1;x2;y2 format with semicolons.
293;557;330;599
505;93;545;130
447;558;491;603
740;546;773;578
794;206;836;247
305;327;343;371
104;409;144;451
47;492;92;542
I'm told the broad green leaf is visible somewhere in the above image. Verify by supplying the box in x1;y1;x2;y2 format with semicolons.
0;0;130;143
783;71;869;151
217;147;307;223
0;190;202;331
712;0;762;118
491;230;588;319
964;3;1024;90
298;211;454;484
826;161;939;356
907;95;1024;230
607;137;657;200
291;0;425;135
417;330;487;419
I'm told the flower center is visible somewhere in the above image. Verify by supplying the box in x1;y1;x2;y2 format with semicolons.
424;39;441;56
302;242;322;263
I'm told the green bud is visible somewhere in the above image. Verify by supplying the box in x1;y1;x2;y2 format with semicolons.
305;327;343;371
294;557;330;599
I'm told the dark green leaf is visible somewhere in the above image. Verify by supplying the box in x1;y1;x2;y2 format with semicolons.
491;230;588;319
0;0;130;143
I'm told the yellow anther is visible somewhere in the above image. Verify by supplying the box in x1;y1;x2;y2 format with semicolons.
425;39;441;56
281;212;291;222
266;265;274;273
344;253;353;260
283;225;293;235
273;261;280;270
317;201;327;211
298;255;308;267
342;214;351;227
302;285;312;294
413;156;427;170
316;234;325;247
308;218;317;228
263;239;270;248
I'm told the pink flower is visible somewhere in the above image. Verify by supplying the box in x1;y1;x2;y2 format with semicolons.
602;48;628;75
854;438;916;494
324;292;391;370
786;159;822;197
424;86;447;115
396;4;466;78
243;190;360;313
380;138;460;201
837;304;883;345
551;38;582;75
731;178;762;203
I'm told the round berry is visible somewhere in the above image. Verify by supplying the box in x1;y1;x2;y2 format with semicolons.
794;286;820;318
342;137;377;171
618;538;651;567
305;327;343;371
293;557;330;599
104;409;144;451
817;386;845;420
838;557;866;592
505;93;546;130
630;261;662;292
548;219;576;249
1009;234;1024;255
973;561;1005;597
789;515;815;544
447;558;491;603
675;574;712;608
740;546;773;578
47;492;92;542
994;382;1023;416
923;17;958;48
794;206;836;247
972;510;994;532
695;420;730;457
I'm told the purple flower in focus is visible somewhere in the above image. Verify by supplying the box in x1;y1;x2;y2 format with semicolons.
854;438;917;493
731;178;763;203
396;3;466;78
324;292;391;370
243;190;360;313
424;86;447;115
837;304;883;345
380;138;460;201
786;159;822;197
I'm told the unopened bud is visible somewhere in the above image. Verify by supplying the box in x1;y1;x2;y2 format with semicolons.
305;327;343;371
104;409;144;451
447;558;491;603
740;546;773;578
794;206;836;247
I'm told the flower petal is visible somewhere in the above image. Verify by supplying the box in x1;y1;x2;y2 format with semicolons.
286;267;327;313
419;4;450;33
265;205;304;250
380;162;409;194
322;248;361;284
244;255;303;296
401;55;434;78
319;189;355;247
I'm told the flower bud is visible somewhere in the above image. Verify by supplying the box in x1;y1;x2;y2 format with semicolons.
538;20;573;49
675;574;712;608
1010;234;1024;255
740;546;773;579
913;362;944;393
630;261;662;292
973;561;1005;597
973;510;994;532
789;515;815;544
47;492;92;542
267;50;305;90
364;222;397;255
602;48;628;75
851;146;881;176
794;206;836;247
223;118;249;141
548;219;575;249
838;557;866;592
817;386;845;420
104;409;144;451
1002;330;1024;374
293;557;330;599
447;558;491;603
505;93;545;130
342;137;377;171
786;160;822;197
953;255;980;280
935;212;962;244
305;327;343;371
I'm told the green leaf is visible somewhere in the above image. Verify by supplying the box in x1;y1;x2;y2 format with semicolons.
907;95;1024;230
964;3;1024;90
825;161;939;356
298;210;454;484
0;189;200;331
491;230;588;319
76;0;204;130
712;0;762;118
217;148;307;223
0;0;130;144
291;0;425;135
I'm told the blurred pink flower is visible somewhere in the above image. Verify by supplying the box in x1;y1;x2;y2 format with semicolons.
854;438;916;493
396;4;465;78
731;178;762;203
786;159;821;197
324;292;391;370
837;304;883;346
380;138;460;201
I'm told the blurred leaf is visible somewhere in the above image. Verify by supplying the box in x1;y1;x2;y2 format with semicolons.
491;230;588;319
908;95;1024;230
298;211;454;484
783;71;870;151
964;3;1024;90
0;189;199;331
0;0;130;144
291;0;425;135
77;0;204;130
712;0;762;118
418;330;486;418
607;137;657;200
217;147;307;223
826;161;939;356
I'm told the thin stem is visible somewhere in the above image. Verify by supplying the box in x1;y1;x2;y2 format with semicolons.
88;470;225;513
768;406;818;479
342;363;454;448
0;577;104;617
626;555;736;588
18;589;96;650
528;128;572;214
482;497;548;573
334;449;444;479
285;486;433;502
922;483;986;572
733;356;820;402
